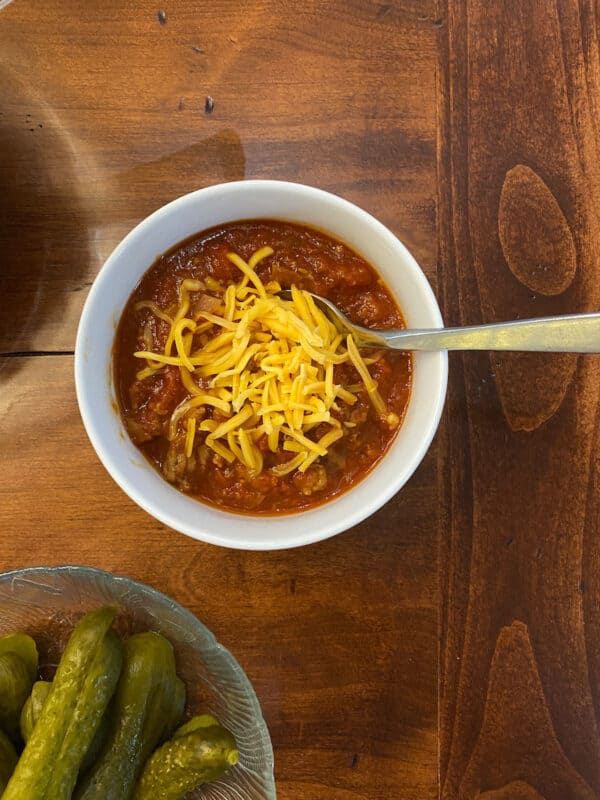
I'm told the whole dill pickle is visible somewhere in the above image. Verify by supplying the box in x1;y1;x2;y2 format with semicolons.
76;631;180;800
0;728;18;793
2;606;117;800
45;629;123;800
0;651;35;743
0;634;39;684
133;718;238;800
19;680;51;743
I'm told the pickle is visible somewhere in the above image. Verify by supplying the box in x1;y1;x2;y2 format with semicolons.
0;633;39;683
45;629;123;799
172;713;218;738
2;606;117;800
135;671;185;762
0;651;35;743
165;676;186;737
0;728;18;793
76;631;180;800
19;680;51;743
20;680;112;775
133;718;238;800
80;706;112;775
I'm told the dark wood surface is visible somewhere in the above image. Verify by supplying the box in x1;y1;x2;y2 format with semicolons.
438;1;600;798
0;1;598;798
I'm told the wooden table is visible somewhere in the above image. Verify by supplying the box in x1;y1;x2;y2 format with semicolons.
1;1;598;798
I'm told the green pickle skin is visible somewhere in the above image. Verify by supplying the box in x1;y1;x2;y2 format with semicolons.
0;728;18;793
75;631;183;800
19;681;51;743
133;719;239;800
44;629;123;800
0;652;35;744
0;634;39;684
166;677;186;738
20;680;112;774
1;606;117;800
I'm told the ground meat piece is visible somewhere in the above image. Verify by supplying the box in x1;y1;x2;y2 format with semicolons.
348;402;368;425
141;319;154;351
125;416;162;445
332;262;373;289
248;470;278;493
292;464;327;496
126;367;187;444
212;453;226;469
369;357;395;398
150;366;186;415
163;438;189;487
197;444;214;469
215;479;266;510
129;366;183;415
370;357;392;383
346;291;389;326
269;262;315;289
129;376;152;413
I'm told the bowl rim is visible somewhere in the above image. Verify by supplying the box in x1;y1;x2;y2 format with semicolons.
75;179;448;549
0;564;276;797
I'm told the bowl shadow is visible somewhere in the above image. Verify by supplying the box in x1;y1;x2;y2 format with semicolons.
0;65;90;377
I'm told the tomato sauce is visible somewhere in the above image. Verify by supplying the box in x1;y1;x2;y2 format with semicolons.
114;220;412;514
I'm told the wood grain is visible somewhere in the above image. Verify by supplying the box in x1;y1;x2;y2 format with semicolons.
0;355;439;799
0;1;441;798
0;0;437;352
438;1;600;798
3;0;599;796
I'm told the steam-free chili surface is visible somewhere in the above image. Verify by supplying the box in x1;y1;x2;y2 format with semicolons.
115;220;412;514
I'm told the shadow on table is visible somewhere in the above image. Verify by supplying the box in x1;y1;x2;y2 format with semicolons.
0;64;90;373
90;128;247;226
79;128;247;309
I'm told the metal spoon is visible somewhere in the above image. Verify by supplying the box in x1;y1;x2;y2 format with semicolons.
279;290;600;353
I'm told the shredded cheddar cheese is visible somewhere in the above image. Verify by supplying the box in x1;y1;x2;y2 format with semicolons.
133;247;393;476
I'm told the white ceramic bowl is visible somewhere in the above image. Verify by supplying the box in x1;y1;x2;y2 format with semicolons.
75;180;447;550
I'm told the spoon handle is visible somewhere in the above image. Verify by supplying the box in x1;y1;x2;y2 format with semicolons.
380;313;600;353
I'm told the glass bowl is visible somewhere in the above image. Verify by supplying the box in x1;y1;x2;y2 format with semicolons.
0;565;276;800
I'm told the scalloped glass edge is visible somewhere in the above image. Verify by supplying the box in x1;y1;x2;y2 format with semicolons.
0;565;276;800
